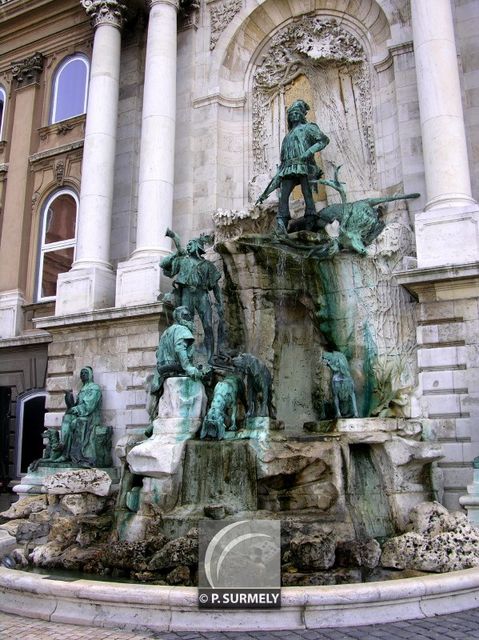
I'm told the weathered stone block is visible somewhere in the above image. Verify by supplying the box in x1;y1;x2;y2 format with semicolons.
44;469;112;496
290;533;336;571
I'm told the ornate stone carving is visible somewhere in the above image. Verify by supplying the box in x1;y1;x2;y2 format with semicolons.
11;53;44;85
57;123;75;136
179;0;200;12
209;0;242;50
252;18;376;193
179;0;200;30
55;160;65;186
81;0;127;28
212;204;276;242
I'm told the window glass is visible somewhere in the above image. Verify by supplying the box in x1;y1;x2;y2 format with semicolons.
45;193;77;243
50;56;89;124
0;87;6;140
40;247;75;299
37;190;78;301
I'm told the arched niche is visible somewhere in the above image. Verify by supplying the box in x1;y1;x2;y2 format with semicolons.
201;0;406;215
15;389;47;476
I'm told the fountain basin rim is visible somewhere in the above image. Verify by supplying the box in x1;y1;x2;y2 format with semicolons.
1;567;479;630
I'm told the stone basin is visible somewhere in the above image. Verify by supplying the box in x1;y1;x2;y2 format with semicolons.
1;566;479;631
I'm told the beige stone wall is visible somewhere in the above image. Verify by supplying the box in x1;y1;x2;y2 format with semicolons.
0;0;90;304
398;267;479;509
37;305;168;466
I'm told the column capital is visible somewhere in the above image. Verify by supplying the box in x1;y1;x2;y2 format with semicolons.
10;52;44;86
81;0;127;29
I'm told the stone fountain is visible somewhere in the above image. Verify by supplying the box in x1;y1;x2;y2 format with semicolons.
2;100;479;592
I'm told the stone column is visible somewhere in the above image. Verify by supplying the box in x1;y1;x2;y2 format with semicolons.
0;54;44;338
55;0;126;315
411;0;479;267
116;0;179;307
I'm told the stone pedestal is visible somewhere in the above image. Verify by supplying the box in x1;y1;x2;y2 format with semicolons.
126;377;207;514
459;465;479;525
0;289;25;339
415;206;479;268
13;464;120;496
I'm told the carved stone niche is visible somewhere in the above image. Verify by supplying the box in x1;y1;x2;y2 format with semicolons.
251;17;377;204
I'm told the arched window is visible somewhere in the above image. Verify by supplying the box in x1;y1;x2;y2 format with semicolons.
0;86;6;140
37;189;78;301
50;54;89;124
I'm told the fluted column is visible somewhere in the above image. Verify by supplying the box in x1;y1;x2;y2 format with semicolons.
116;0;180;307
56;0;126;315
412;0;478;268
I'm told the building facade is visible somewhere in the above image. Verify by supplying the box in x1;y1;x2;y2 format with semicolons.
0;0;478;510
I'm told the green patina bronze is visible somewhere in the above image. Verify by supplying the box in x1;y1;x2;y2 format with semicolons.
160;228;223;363
147;306;209;436
200;374;246;440
288;165;420;255
322;351;359;419
256;99;330;232
56;366;111;468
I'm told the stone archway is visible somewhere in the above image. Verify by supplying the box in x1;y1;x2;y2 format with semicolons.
205;0;393;211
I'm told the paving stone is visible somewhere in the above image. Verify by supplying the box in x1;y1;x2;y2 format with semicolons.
3;609;479;639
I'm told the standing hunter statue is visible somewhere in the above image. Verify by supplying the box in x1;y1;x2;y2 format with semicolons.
160;229;224;363
257;99;330;232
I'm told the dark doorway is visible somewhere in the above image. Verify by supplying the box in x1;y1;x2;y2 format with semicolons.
16;391;47;475
0;387;11;490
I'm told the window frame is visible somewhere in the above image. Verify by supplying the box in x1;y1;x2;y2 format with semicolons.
36;188;79;302
50;54;89;125
0;86;6;141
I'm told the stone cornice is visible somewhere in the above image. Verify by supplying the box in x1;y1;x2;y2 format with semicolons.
29;140;84;166
395;261;479;300
80;0;127;29
34;301;166;330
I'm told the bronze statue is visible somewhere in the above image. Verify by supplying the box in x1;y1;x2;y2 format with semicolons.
322;351;359;419
56;366;104;467
154;306;205;385
146;306;208;435
232;353;274;418
256;99;330;232
200;374;246;440
288;165;420;255
160;229;223;362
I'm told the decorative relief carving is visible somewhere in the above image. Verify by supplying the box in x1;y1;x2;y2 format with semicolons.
57;123;75;136
212;204;276;242
252;18;376;196
178;0;200;30
179;0;200;12
209;0;242;50
31;192;40;213
11;53;44;85
81;0;127;28
55;160;65;186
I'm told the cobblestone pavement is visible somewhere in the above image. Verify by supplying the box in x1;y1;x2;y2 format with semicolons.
2;608;479;640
